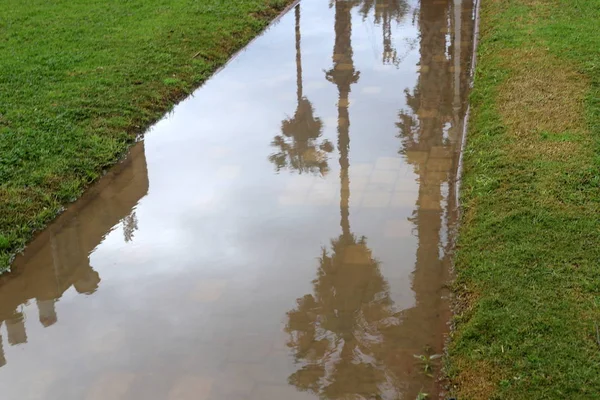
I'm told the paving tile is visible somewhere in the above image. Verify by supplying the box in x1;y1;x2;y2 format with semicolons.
220;357;290;389
24;369;59;400
362;86;382;94
425;170;449;182
168;376;213;400
350;176;369;192
278;194;305;206
305;81;327;90
384;219;413;238
183;343;231;371
207;146;232;159
126;372;172;399
349;190;364;207
426;157;453;172
189;279;228;302
87;327;126;355
271;322;289;352
352;163;374;177
362;191;391;208
306;183;337;206
429;146;453;159
370;169;398;185
85;372;135;400
391;191;417;208
208;394;249;400
226;336;273;363
375;156;403;171
393;174;419;192
191;193;218;211
417;108;438;118
214;367;256;397
278;180;312;206
215;165;241;180
417;193;443;211
250;384;315;400
324;116;338;127
404;151;429;165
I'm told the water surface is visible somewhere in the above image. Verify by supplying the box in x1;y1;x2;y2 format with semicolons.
0;0;474;398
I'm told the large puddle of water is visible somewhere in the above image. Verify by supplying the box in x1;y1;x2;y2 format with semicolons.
0;0;474;398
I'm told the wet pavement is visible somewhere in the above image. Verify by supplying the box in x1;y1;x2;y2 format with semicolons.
0;0;474;398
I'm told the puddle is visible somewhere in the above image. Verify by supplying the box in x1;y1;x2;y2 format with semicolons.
0;0;474;398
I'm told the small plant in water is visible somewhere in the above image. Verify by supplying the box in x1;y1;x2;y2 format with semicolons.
413;347;441;376
415;391;429;400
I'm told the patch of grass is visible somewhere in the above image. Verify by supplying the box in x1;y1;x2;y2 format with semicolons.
447;0;600;398
0;0;292;270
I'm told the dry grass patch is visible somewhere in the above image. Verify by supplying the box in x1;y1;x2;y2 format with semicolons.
451;360;504;400
497;49;589;159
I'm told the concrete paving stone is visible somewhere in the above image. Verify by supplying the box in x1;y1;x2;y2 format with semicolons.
168;376;213;400
215;165;241;180
189;279;228;303
362;191;391;208
426;157;453;172
384;219;414;238
85;372;135;400
429;146;454;159
375;156;403;171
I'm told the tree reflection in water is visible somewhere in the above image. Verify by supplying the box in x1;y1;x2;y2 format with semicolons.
284;0;474;397
285;1;407;398
269;6;334;176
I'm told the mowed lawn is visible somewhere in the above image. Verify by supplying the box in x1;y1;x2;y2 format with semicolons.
0;0;290;269
448;0;600;398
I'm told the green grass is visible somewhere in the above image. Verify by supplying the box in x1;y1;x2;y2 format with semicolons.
447;0;600;398
0;0;291;269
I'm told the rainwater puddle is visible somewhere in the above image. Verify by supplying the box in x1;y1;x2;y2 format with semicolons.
0;0;475;398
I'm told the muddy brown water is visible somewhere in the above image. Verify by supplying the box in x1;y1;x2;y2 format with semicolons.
0;1;475;398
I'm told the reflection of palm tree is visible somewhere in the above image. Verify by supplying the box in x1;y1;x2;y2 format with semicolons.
286;235;396;398
396;0;453;322
269;6;333;175
286;0;475;398
285;2;399;398
325;0;359;237
397;0;452;155
392;0;475;396
335;0;409;66
357;0;409;65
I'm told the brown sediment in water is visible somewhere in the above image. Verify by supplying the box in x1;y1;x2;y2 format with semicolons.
0;1;475;398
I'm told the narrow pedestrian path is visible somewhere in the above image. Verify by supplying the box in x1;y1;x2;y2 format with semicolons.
0;1;474;398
